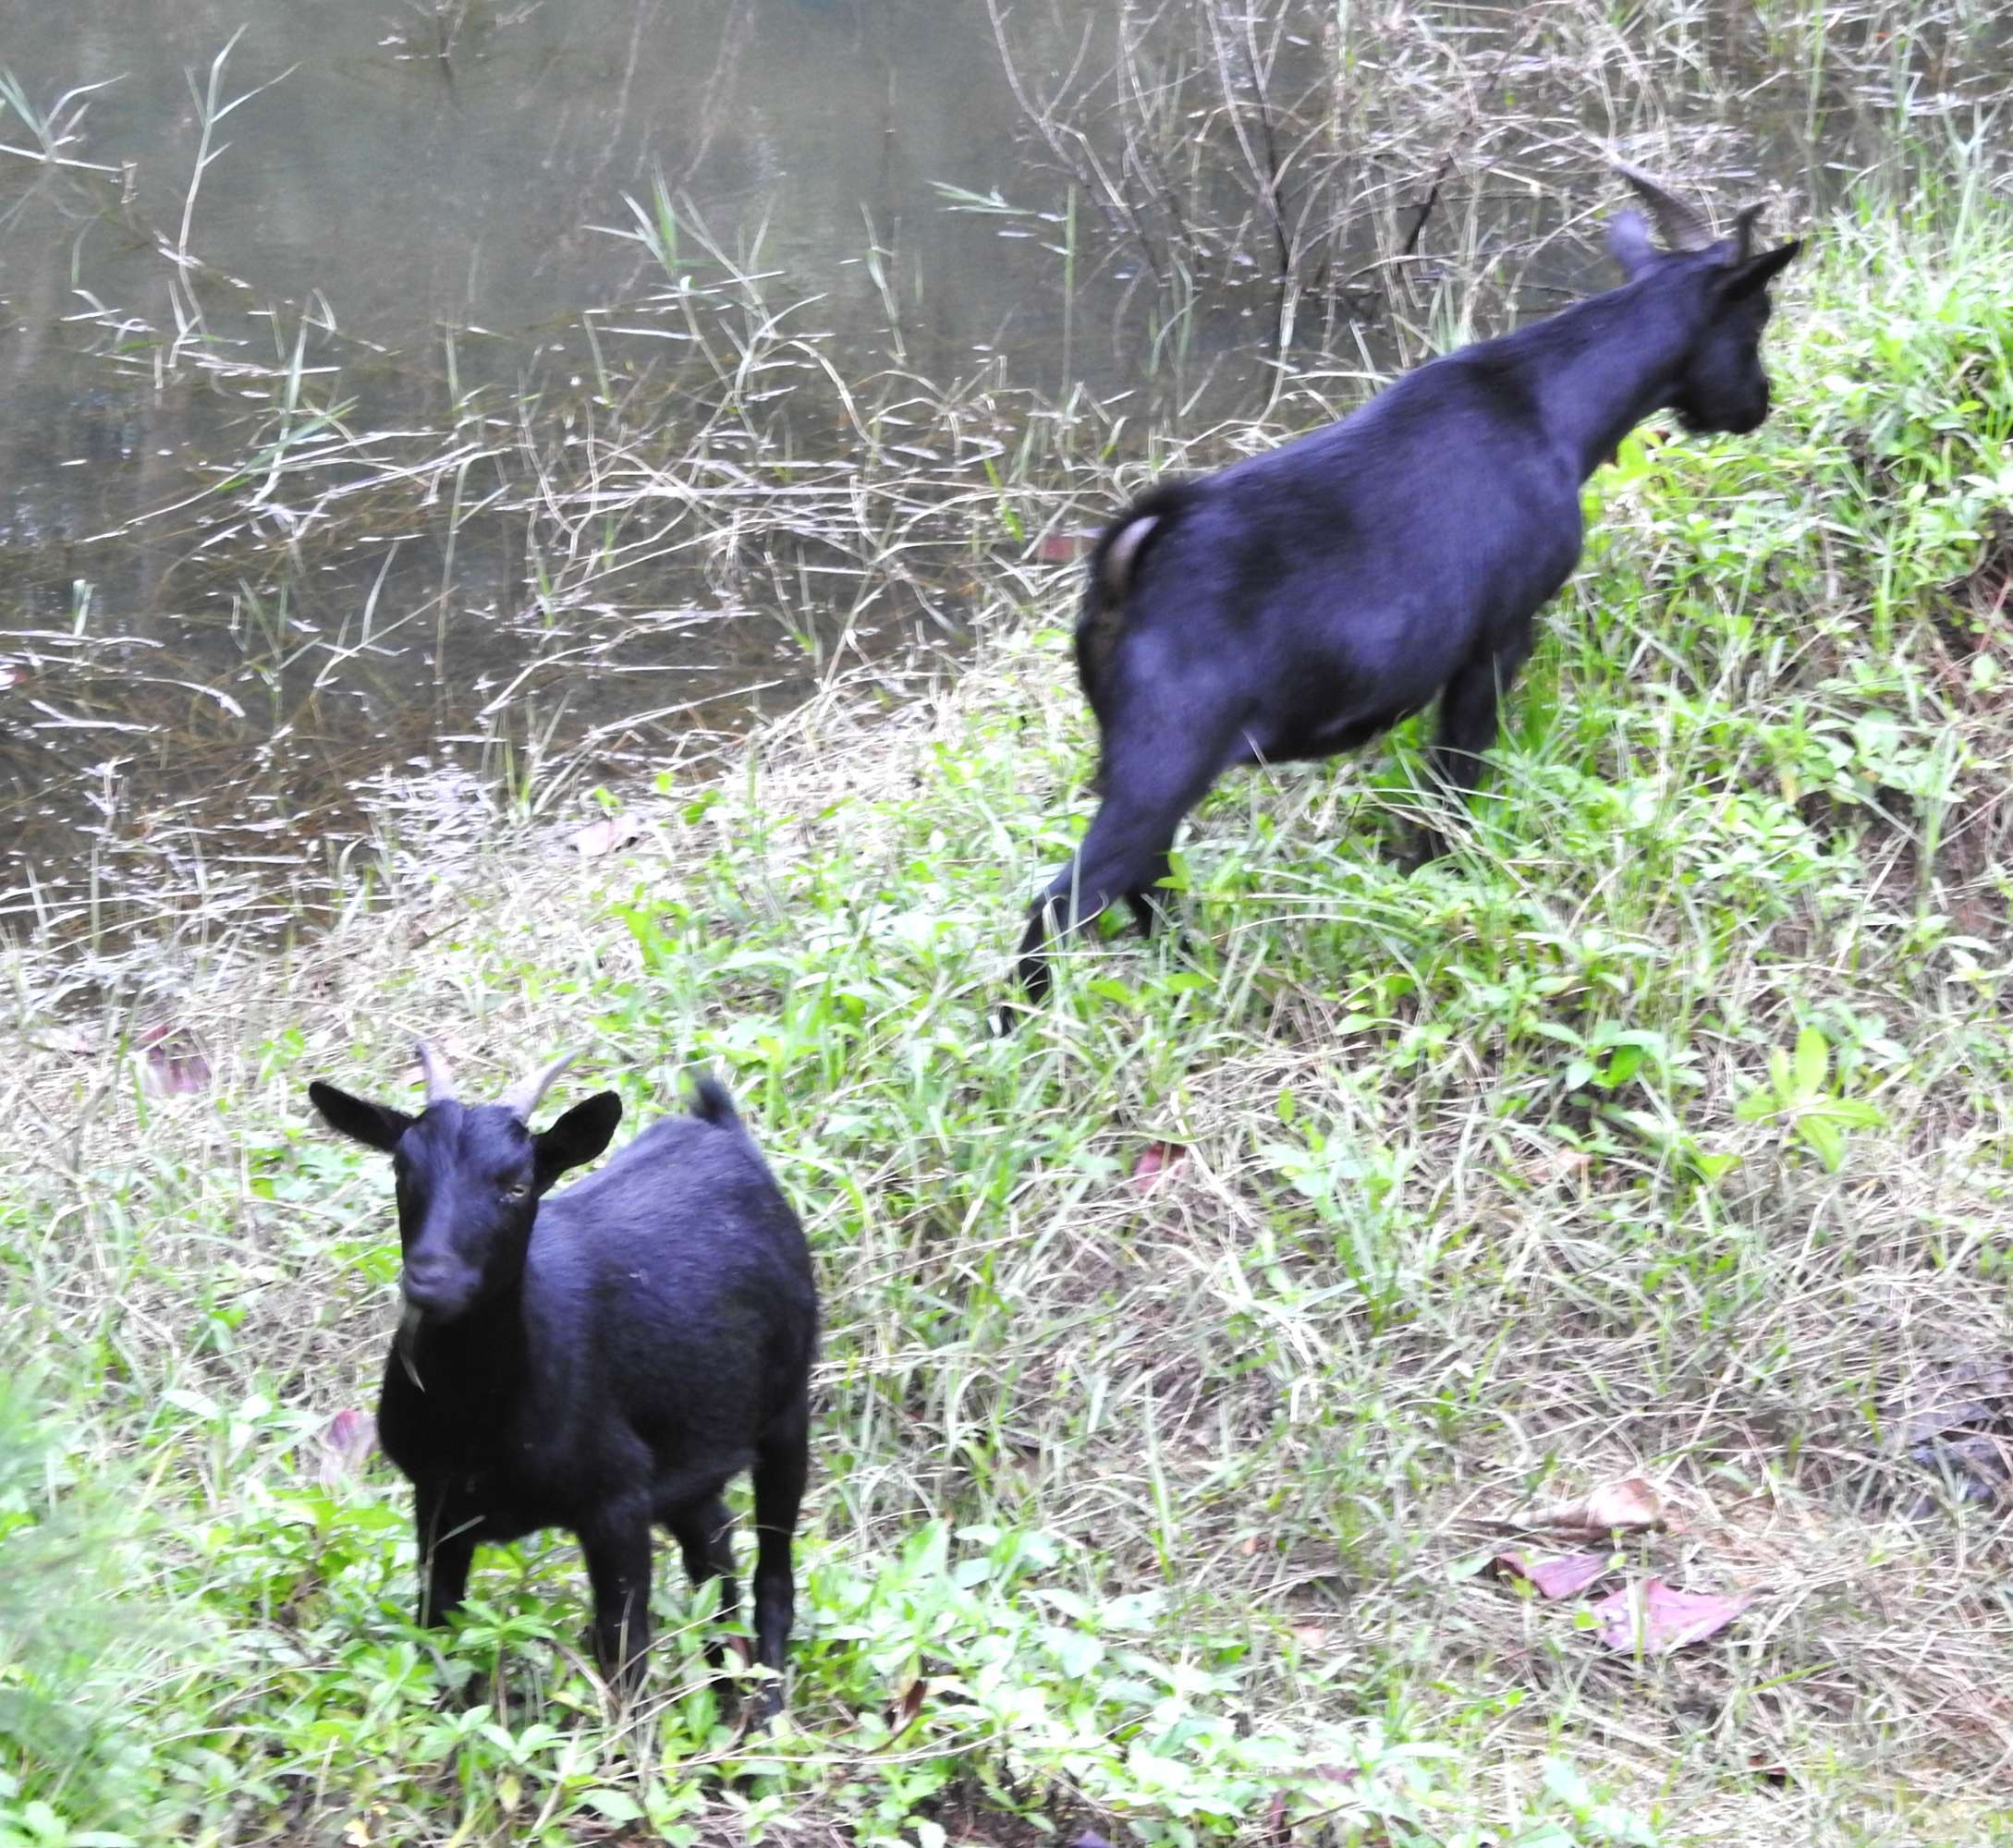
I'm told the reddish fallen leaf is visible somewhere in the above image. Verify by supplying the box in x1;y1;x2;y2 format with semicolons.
1526;1476;1664;1536
568;815;644;858
0;661;22;689
1129;1140;1189;1193
1590;1576;1755;1654
317;1408;377;1489
138;1025;212;1096
1491;1550;1611;1599
1033;530;1092;564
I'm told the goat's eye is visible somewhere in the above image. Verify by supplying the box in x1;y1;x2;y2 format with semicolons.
503;1182;531;1202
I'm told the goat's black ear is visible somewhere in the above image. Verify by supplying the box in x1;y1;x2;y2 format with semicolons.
534;1090;622;1183
1606;209;1658;280
1719;237;1801;301
309;1081;415;1151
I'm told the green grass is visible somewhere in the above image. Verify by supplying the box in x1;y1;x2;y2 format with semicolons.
5;200;2013;1848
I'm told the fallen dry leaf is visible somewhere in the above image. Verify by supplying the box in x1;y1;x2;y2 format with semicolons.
30;1026;99;1056
568;815;644;858
1519;1146;1592;1186
1490;1550;1611;1599
1891;1356;2013;1514
889;1675;928;1734
1527;1476;1664;1536
1590;1576;1754;1654
1904;1432;2010;1512
1897;1356;2013;1450
1129;1140;1189;1193
316;1408;377;1489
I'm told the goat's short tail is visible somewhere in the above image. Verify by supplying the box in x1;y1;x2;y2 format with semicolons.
689;1074;741;1127
1075;481;1191;720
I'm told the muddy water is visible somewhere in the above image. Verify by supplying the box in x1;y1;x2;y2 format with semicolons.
1;0;2004;943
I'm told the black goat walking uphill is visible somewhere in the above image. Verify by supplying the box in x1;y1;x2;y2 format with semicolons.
308;1045;817;1712
1008;166;1802;1012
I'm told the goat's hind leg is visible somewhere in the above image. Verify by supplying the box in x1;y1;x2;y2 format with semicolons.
666;1495;740;1672
1125;849;1176;938
747;1414;810;1720
1008;721;1229;1015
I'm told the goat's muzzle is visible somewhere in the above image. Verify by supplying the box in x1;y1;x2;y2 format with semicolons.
399;1257;473;1321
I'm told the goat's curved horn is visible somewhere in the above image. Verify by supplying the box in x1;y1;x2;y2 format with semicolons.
1614;160;1714;252
1730;201;1765;262
415;1040;457;1104
501;1048;578;1121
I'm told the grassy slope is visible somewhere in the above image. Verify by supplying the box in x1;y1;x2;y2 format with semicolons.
4;204;2012;1848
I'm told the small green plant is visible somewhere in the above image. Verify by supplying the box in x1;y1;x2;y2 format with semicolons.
1734;1025;1887;1172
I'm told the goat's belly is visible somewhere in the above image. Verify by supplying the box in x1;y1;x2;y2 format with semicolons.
1248;696;1426;764
647;1456;750;1518
470;1498;551;1544
453;1474;566;1542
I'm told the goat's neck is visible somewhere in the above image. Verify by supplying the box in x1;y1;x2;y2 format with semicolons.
1520;282;1702;482
395;1289;531;1414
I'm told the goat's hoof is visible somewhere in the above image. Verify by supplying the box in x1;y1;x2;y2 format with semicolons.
739;1672;786;1732
433;1663;482;1711
702;1638;752;1710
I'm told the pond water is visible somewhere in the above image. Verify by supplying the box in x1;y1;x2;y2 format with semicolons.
1;0;2003;946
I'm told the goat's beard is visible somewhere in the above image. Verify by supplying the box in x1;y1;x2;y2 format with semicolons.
395;1301;428;1389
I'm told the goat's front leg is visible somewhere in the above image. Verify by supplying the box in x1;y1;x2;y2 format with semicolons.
1416;638;1531;863
413;1480;479;1627
580;1504;656;1692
